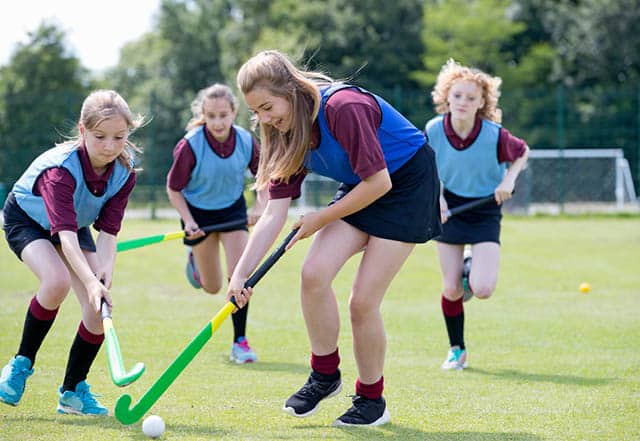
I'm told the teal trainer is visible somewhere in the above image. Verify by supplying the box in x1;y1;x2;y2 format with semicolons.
462;247;473;302
441;346;468;371
185;249;202;289
0;355;34;406
230;337;257;364
57;381;108;416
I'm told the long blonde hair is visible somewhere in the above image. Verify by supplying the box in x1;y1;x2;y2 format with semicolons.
237;50;333;189
186;83;237;131
59;89;144;171
431;59;502;123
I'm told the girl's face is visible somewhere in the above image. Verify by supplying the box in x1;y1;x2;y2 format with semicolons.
447;80;484;122
80;116;129;171
203;97;236;142
243;87;292;133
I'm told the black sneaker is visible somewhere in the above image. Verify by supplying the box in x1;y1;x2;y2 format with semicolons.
283;370;342;417
333;395;391;426
462;248;473;302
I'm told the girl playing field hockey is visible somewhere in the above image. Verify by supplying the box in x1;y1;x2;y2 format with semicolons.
425;59;529;371
227;50;441;426
0;90;143;414
166;83;267;364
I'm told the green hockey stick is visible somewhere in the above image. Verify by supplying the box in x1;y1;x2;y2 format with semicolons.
114;228;298;425
116;219;247;252
101;299;146;387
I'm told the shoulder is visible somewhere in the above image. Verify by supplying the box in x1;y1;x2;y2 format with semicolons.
425;115;444;131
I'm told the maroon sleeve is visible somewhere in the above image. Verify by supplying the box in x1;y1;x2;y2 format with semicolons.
35;168;78;235
498;128;527;163
248;137;260;176
94;172;136;235
324;89;385;179
166;138;196;191
268;171;306;200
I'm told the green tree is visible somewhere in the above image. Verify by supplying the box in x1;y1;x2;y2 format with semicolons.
0;21;92;185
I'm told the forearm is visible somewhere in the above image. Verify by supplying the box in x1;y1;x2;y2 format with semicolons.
166;187;194;225
59;230;96;285
316;168;391;225
233;198;290;280
503;145;529;185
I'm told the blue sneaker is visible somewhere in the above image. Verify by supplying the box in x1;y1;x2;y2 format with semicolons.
185;249;202;289
0;355;34;406
57;381;108;416
462;248;473;302
441;346;468;371
230;337;257;364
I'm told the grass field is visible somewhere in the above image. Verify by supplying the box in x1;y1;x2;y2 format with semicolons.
0;215;639;440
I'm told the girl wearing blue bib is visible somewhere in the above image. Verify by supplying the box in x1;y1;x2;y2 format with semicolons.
228;50;441;427
1;90;143;415
425;59;529;371
166;84;267;364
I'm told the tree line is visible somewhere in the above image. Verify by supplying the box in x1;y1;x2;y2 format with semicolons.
1;0;638;191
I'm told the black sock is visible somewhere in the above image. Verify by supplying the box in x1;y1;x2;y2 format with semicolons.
443;312;465;350
232;302;249;342
17;297;58;366
62;323;103;392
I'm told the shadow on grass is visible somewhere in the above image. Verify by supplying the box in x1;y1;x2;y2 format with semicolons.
467;367;613;386
321;424;542;441
50;414;234;438
224;358;310;374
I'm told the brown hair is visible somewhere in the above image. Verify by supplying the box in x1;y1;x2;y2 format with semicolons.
431;59;502;123
60;89;144;171
186;83;238;131
237;50;333;189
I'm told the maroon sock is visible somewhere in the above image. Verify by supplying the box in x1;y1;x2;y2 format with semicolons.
310;348;340;375
355;376;384;400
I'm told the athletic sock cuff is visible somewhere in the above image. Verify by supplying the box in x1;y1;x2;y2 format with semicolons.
29;296;58;321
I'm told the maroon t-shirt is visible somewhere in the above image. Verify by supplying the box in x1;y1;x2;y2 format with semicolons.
34;145;136;235
166;125;261;191
442;113;527;163
268;88;385;200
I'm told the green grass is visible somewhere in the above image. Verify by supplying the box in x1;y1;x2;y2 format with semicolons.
1;215;639;440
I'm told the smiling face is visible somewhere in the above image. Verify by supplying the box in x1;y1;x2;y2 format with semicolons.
202;97;236;142
243;87;292;133
80;116;129;172
447;80;485;123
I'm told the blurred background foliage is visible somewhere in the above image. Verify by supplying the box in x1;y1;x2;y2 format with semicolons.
0;0;638;194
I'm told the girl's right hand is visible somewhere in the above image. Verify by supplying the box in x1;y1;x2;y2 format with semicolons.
87;278;110;313
184;220;203;240
227;276;252;308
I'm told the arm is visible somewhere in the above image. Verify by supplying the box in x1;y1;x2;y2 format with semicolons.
289;168;391;248
95;230;117;289
58;230;109;313
496;144;529;204
247;187;268;226
166;187;202;238
227;197;290;306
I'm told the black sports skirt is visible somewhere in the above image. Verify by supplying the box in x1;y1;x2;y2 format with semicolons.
3;192;96;260
436;189;502;245
330;144;441;244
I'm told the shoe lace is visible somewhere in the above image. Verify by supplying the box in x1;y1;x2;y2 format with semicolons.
296;379;330;399
76;385;102;407
237;339;250;351
7;364;31;390
345;395;377;416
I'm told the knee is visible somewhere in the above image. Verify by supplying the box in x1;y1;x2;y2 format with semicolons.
40;272;71;304
300;260;329;294
470;282;495;299
348;293;376;325
201;280;223;294
442;283;462;300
